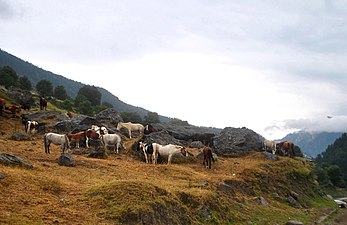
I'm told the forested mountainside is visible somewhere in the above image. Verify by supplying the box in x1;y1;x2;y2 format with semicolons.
0;49;169;122
280;131;342;157
316;133;347;183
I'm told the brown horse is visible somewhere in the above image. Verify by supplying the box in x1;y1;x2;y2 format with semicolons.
67;131;86;149
40;97;48;110
277;141;294;158
203;146;215;169
85;129;100;148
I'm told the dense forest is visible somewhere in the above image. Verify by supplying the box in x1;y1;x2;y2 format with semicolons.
316;133;347;188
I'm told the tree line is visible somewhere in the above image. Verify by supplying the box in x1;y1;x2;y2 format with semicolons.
0;65;160;123
315;133;347;189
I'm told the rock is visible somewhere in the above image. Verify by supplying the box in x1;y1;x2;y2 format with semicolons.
0;173;6;179
262;151;279;160
10;132;32;141
95;108;123;129
0;153;33;169
199;205;212;221
7;86;35;109
217;183;236;196
285;220;304;225
213;127;262;156
190;141;204;148
149;123;218;146
257;196;269;206
57;153;76;167
287;196;302;208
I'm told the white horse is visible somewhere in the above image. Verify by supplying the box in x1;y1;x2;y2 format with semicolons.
263;139;277;155
44;132;70;154
116;122;144;139
101;133;123;154
152;143;188;164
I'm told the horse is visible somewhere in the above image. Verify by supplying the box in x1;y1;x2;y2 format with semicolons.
91;125;108;135
44;132;70;154
8;103;21;117
40;97;48;110
144;124;159;135
67;131;86;149
277;141;294;158
203;146;215;169
26;120;39;134
85;129;101;148
100;133;123;154
117;122;144;139
152;143;188;164
138;142;154;163
263;139;277;155
0;98;5;116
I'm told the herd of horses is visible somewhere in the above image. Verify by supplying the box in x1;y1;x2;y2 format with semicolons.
2;95;297;169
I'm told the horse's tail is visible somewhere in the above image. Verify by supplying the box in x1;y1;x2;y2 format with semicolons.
209;149;215;162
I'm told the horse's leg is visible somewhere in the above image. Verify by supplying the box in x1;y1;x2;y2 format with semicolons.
86;136;89;148
129;129;132;139
167;154;173;165
144;153;148;163
76;141;79;149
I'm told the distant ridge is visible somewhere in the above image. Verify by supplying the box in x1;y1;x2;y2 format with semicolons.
0;48;170;121
280;130;342;157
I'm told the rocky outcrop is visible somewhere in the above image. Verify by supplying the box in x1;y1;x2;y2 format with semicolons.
0;153;33;169
213;127;262;155
148;123;219;146
7;86;35;109
54;108;122;133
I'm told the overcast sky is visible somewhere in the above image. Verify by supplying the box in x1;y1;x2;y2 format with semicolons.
1;0;347;139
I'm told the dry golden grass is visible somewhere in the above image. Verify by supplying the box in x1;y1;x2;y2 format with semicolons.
0;116;335;224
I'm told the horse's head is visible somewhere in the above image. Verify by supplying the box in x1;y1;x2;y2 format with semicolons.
180;147;188;157
138;141;145;151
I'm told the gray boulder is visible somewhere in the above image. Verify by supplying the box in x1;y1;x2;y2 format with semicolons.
57;153;76;167
0;153;33;169
213;127;262;155
10;132;32;141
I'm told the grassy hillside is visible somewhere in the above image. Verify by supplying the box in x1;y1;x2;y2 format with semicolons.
0;116;338;224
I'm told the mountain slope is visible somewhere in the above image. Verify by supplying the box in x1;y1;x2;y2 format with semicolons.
280;131;342;157
0;48;169;121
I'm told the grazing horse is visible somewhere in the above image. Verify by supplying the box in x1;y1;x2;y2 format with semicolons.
203;146;215;169
85;129;101;148
138;142;154;163
44;132;70;154
277;141;294;158
263;139;277;155
117;122;144;139
152;143;188;164
26;120;39;134
67;131;86;149
100;133;123;154
40;97;48;110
